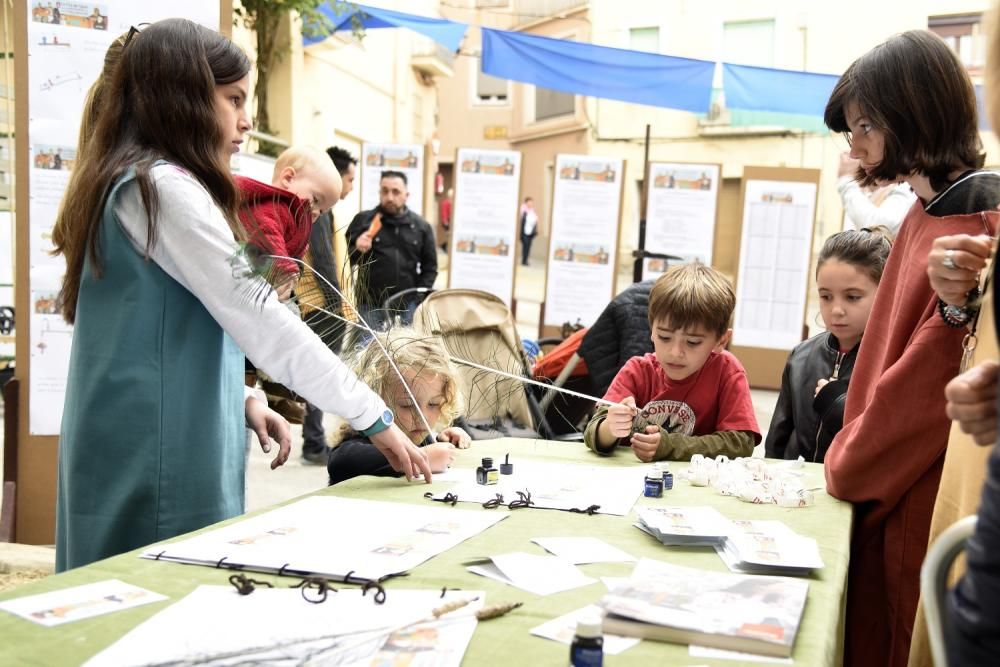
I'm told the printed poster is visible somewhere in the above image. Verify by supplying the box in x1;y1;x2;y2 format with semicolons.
25;2;221;434
543;154;624;328
360;142;425;217
448;148;520;305
643;162;720;279
732;179;817;350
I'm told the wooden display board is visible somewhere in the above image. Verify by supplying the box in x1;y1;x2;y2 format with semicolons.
13;0;232;544
539;154;626;338
359;142;427;219
729;166;820;390
642;161;721;280
447;148;522;306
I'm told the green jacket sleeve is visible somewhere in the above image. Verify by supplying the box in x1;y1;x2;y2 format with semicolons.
654;430;756;461
584;407;620;456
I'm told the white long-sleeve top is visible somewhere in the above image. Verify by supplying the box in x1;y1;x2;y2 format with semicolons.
837;175;916;236
113;163;385;430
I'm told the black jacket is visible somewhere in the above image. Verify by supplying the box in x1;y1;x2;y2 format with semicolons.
578;281;655;397
327;432;438;485
346;206;437;308
764;332;856;463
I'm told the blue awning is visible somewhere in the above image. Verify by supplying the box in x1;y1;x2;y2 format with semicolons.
722;63;838;116
481;28;715;113
304;1;468;52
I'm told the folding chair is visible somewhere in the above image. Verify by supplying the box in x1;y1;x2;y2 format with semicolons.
920;514;978;667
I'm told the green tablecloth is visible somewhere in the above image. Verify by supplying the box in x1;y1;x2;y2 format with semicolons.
0;439;851;666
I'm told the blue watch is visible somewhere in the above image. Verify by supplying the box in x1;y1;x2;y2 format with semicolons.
360;409;394;437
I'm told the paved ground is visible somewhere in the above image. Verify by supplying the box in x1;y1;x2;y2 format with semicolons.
0;247;782;570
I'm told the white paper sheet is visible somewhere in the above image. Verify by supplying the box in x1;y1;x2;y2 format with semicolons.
449;148;521;305
531;537;635;564
85;586;482;667
360;142;425;215
430;460;645;516
141;496;506;582
467;552;596;596
0;579;166;627
530;604;640;655
732;179;817;350
643;162;720;276
544;154;624;327
690;644;794;664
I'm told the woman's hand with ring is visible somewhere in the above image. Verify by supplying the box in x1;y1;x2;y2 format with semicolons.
928;234;993;306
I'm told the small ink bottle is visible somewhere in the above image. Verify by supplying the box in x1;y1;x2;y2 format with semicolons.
570;616;604;666
662;462;674;491
643;464;664;498
476;457;499;485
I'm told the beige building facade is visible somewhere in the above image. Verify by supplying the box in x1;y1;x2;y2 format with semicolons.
437;0;997;285
232;0;453;266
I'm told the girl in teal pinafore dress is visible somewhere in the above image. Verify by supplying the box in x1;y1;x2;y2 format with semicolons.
52;19;432;571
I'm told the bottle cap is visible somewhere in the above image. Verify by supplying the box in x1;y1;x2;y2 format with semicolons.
575;615;603;639
500;453;513;475
481;457;493;468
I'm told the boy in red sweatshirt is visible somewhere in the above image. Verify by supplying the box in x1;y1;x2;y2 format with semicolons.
584;263;759;461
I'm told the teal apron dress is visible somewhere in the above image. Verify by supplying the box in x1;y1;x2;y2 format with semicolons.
55;166;244;571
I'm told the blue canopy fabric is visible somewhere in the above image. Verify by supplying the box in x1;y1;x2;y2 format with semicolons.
722;63;839;116
304;1;468;52
481;28;715;113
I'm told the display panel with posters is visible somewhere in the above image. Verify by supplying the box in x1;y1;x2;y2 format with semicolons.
16;1;230;542
730;167;819;389
359;142;425;217
542;154;625;330
642;162;720;280
24;1;223;435
448;148;521;306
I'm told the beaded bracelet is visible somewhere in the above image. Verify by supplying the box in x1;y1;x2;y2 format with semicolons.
938;286;981;328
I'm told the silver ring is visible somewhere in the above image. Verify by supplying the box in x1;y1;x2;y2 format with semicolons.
943;249;957;271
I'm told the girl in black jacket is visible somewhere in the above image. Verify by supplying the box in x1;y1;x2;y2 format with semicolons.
327;327;472;484
765;227;893;462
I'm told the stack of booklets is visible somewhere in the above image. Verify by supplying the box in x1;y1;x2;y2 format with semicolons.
715;520;824;576
635;506;731;546
600;559;809;658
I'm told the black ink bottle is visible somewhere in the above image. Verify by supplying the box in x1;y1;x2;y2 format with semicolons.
476;457;499;485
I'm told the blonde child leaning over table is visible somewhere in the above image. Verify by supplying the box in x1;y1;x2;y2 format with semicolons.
584;262;760;462
327;327;472;484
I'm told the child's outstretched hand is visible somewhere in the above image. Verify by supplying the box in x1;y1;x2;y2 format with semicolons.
370;424;433;483
605;396;638;438
244;396;291;470
630;424;661;463
437;426;472;449
424;442;457;472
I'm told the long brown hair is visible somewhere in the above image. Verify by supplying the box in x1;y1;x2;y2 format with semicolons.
824;30;984;192
51;30;128;253
53;19;250;323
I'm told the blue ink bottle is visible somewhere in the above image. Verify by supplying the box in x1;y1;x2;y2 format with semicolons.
570;616;604;666
476;457;499;485
643;464;664;498
662;462;674;491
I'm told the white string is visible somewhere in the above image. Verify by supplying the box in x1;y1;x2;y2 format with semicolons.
263;254;437;440
262;253;625;431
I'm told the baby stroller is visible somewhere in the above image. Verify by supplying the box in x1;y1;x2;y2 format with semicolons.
412;288;553;440
533;328;597;436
